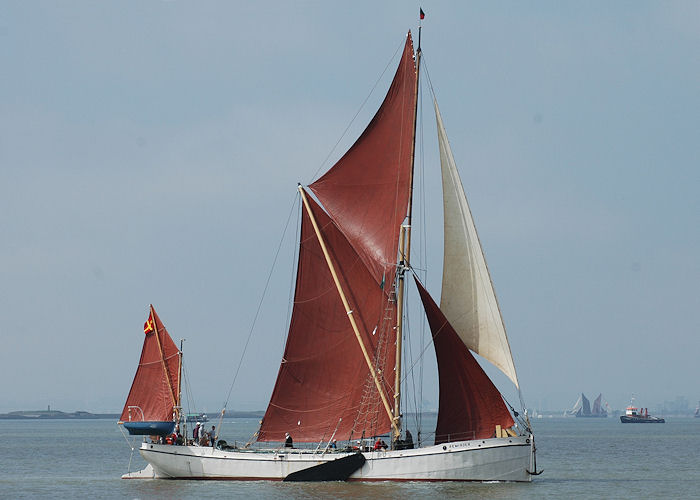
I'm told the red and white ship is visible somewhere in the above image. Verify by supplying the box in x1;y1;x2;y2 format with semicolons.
620;400;665;423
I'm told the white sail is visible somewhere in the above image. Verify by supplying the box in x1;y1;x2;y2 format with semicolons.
434;98;519;388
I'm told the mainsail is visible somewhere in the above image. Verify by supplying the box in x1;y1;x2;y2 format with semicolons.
120;305;180;425
415;278;514;443
434;98;519;388
258;33;417;443
258;195;398;442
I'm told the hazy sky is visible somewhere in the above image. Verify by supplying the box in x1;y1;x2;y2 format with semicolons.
1;1;698;415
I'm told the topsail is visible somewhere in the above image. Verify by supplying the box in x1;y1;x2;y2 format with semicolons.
258;34;417;443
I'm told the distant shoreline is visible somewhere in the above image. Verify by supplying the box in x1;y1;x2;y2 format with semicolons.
0;410;266;420
0;410;119;420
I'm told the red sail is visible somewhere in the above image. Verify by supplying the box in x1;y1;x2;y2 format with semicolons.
414;278;514;443
258;193;397;442
309;33;416;283
120;306;180;423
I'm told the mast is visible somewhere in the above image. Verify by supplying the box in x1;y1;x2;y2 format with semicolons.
394;24;422;438
151;305;178;421
177;339;183;419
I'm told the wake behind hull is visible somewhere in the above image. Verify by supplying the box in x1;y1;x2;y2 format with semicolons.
131;435;533;482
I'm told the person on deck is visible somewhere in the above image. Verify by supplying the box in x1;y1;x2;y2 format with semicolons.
193;422;200;444
175;424;183;445
405;430;414;449
210;426;216;448
284;433;293;448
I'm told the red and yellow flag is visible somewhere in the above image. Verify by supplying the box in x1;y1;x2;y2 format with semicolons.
144;315;155;334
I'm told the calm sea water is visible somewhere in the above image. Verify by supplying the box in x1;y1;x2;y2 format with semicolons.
2;416;699;499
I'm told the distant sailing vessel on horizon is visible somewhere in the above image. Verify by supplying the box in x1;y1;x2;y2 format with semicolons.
568;393;608;418
119;23;539;482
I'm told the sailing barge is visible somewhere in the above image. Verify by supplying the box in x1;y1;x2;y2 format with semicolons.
569;393;608;418
119;26;538;482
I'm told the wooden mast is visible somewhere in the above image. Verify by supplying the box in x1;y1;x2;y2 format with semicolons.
393;26;422;439
177;339;183;421
151;305;178;421
298;185;400;438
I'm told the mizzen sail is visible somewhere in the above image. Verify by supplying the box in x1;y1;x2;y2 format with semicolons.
434;98;519;388
120;305;180;424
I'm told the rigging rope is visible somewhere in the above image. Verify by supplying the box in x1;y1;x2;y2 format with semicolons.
282;197;302;353
421;55;530;420
218;193;301;432
351;292;394;440
415;60;428;442
307;38;405;183
391;52;431;442
403;291;423;438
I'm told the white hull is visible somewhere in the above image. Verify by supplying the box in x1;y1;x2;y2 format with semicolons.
127;435;534;482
